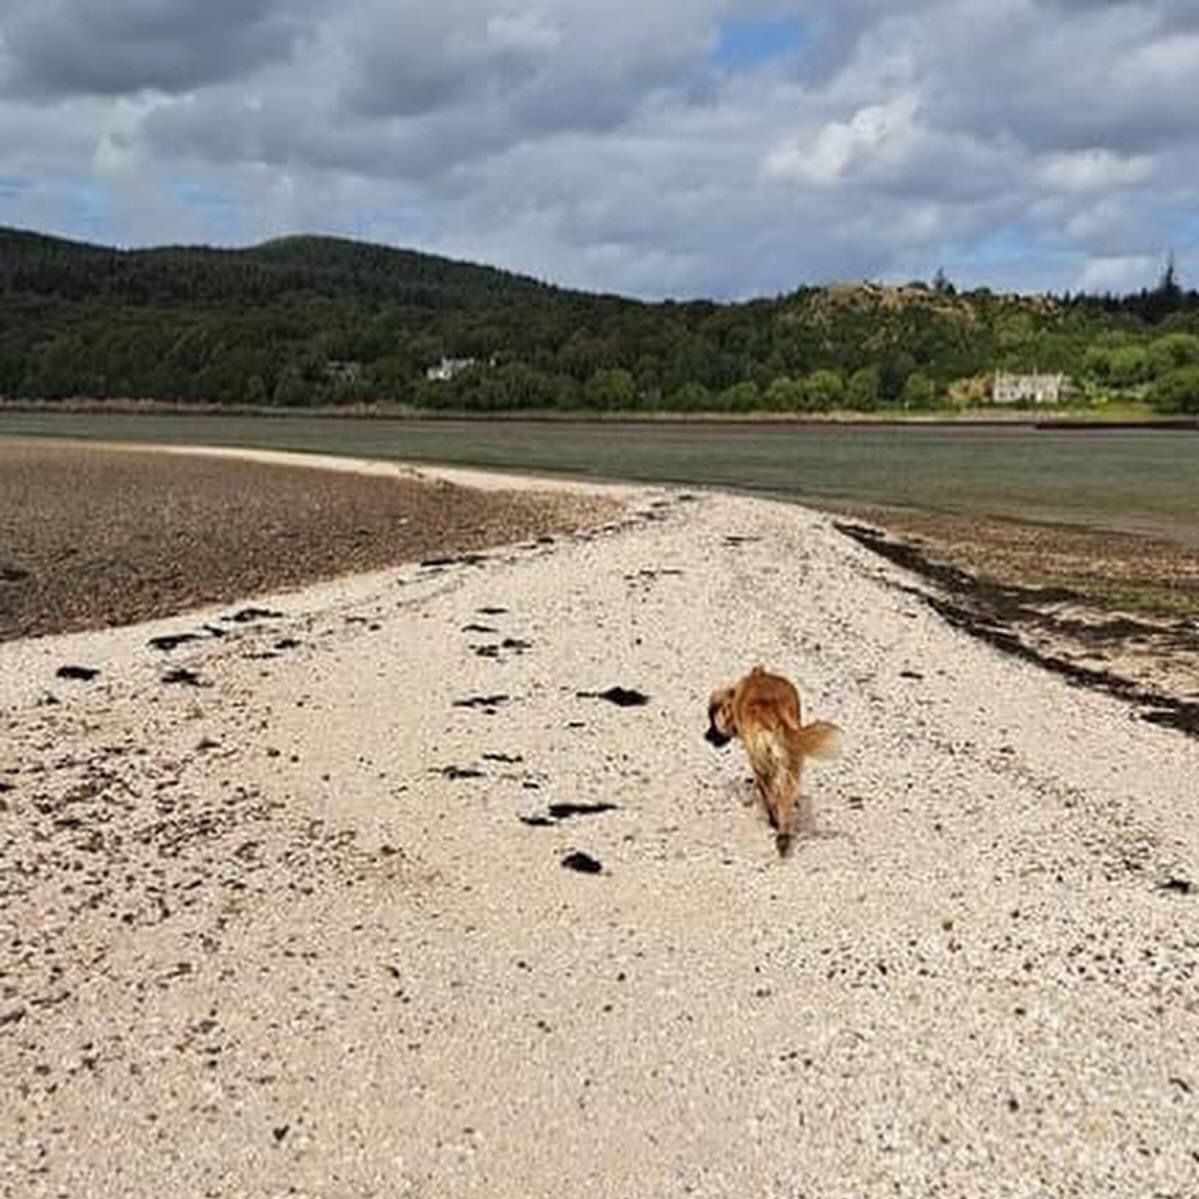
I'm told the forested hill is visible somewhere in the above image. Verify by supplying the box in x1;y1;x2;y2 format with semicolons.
2;224;1198;412
0;225;567;308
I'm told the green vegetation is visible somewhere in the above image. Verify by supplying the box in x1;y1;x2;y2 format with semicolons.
2;225;1197;413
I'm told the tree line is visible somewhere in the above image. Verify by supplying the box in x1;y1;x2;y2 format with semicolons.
2;225;1198;413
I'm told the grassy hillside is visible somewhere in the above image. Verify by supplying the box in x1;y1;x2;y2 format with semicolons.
2;225;1197;413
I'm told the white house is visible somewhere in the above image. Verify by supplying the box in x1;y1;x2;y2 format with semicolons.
425;356;477;382
992;371;1068;405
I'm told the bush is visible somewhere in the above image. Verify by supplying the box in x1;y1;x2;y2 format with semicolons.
801;369;845;410
848;366;881;409
1086;343;1150;386
765;375;804;410
718;381;760;412
1149;366;1199;413
1147;333;1199;378
901;370;935;408
584;367;637;410
666;381;711;411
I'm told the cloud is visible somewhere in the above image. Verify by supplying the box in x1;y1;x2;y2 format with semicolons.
1037;149;1154;194
1075;254;1162;294
0;0;312;98
762;93;923;187
0;0;1195;297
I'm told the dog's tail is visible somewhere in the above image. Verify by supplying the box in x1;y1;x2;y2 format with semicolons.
789;720;842;763
774;720;842;858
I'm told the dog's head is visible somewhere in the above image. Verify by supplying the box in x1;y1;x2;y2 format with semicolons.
704;685;736;748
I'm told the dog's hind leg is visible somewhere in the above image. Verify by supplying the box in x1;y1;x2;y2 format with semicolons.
771;760;807;857
752;765;780;827
772;786;797;856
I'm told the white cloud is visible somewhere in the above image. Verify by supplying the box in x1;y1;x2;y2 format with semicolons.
1037;148;1154;194
1075;254;1160;294
1126;30;1199;81
762;93;922;187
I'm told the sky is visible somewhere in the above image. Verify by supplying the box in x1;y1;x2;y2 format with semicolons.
1;0;1196;300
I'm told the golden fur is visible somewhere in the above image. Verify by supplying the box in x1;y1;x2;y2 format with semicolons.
705;665;841;856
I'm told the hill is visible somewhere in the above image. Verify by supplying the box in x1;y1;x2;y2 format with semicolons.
1;225;1197;412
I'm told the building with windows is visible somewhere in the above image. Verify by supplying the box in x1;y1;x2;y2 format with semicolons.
425;356;477;382
992;371;1068;404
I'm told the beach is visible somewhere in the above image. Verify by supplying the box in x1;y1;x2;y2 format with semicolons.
2;446;1197;1198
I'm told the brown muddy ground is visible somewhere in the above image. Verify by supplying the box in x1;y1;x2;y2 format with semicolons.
827;503;1199;735
0;440;616;641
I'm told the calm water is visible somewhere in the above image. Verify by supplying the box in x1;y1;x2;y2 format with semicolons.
3;410;1198;545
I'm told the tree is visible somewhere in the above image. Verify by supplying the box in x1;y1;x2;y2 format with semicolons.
802;369;844;410
718;380;760;411
1108;345;1151;386
584;367;636;410
902;370;935;408
848;365;881;409
273;364;307;406
1147;333;1199;377
1158;253;1183;305
879;352;915;403
1140;254;1186;323
765;375;804;410
1149;366;1199;413
666;381;711;411
244;374;270;406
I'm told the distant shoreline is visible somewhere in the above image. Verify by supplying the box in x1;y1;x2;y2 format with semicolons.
0;396;1193;429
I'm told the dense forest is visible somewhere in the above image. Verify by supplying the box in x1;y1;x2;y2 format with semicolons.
2;225;1198;413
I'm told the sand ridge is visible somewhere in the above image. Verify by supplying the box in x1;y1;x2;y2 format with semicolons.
2;460;1197;1198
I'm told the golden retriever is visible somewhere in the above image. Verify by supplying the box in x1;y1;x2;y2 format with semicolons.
705;666;841;856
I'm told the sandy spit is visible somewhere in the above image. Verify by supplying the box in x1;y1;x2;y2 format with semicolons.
1;455;1197;1199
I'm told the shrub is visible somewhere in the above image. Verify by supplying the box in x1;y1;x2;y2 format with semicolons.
848;366;881;409
1147;333;1199;378
666;381;711;411
801;369;845;410
584;367;637;410
765;375;804;410
901;370;935;408
1149;366;1199;413
718;381;761;411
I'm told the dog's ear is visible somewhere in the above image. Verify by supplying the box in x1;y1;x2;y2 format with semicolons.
705;685;735;747
707;685;735;735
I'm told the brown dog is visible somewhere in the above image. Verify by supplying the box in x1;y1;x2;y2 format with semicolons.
705;666;841;856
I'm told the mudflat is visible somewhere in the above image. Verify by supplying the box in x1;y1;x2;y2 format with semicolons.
0;439;615;641
828;503;1199;733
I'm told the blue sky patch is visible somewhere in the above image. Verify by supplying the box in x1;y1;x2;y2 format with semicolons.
712;13;807;70
960;223;1033;267
70;180;110;240
170;179;243;242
